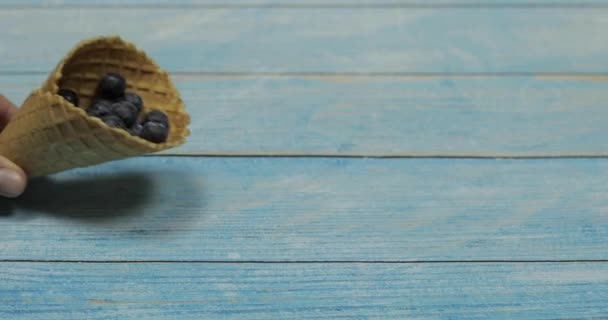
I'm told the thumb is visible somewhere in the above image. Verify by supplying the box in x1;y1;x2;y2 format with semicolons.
0;155;27;198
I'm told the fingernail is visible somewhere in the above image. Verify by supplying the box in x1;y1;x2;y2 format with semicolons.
0;168;25;197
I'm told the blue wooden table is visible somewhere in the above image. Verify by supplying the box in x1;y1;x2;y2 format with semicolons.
1;1;608;319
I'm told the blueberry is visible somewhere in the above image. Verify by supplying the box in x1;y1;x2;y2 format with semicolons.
124;92;143;113
128;122;144;136
111;101;138;127
140;121;168;143
97;73;126;100
101;115;126;129
143;110;169;127
89;97;110;107
58;89;79;107
86;99;112;118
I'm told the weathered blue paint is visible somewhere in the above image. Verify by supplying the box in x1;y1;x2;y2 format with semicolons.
3;74;608;156
1;262;607;319
6;0;608;6
0;157;607;261
1;2;606;318
2;8;608;73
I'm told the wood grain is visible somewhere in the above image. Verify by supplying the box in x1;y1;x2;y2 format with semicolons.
2;8;608;73
4;74;608;156
1;156;607;261
1;261;607;319
2;1;606;318
7;0;608;6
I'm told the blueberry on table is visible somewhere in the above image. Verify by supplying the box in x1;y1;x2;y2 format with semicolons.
86;99;112;118
57;89;79;107
140;121;168;143
124;92;143;113
129;122;143;136
143;110;169;127
101;115;126;129
111;101;138;127
97;72;126;100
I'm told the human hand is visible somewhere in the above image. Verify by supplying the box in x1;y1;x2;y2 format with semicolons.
0;95;27;197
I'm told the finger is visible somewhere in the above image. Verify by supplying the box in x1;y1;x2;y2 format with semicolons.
0;95;25;197
0;95;18;129
0;155;27;198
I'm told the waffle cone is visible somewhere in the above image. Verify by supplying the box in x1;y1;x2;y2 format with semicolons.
0;36;190;177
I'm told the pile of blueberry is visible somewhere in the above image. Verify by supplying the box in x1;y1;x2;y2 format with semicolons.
57;73;169;143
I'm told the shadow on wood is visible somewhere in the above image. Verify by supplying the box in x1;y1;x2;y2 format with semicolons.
1;173;154;223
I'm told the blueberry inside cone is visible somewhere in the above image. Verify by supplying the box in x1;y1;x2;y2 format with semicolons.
143;110;169;127
58;88;79;107
138;109;170;143
124;92;143;113
97;72;126;100
87;99;112;118
111;101;138;127
129;122;143;136
101;115;126;129
140;121;168;143
84;72;171;144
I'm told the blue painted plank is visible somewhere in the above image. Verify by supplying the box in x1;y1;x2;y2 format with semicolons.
3;74;608;156
5;0;608;5
0;157;607;261
2;8;608;73
1;262;607;319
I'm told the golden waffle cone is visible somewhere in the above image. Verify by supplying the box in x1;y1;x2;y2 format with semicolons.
0;36;190;177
